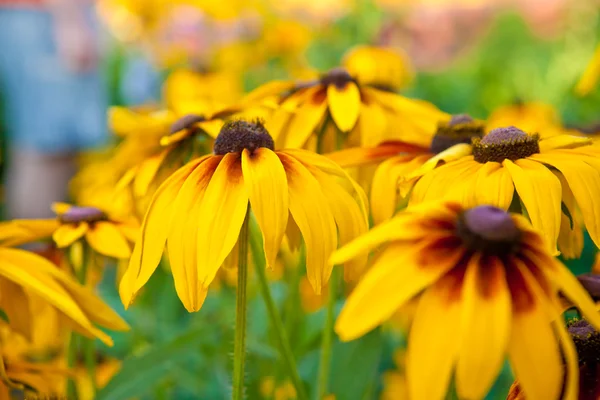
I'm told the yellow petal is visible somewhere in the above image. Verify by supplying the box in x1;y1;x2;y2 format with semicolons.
538;135;591;151
336;242;461;342
168;156;220;311
0;219;59;247
0;279;32;341
327;82;361;132
53;223;88;248
471;162;514;210
552;171;584;259
133;149;170;198
86;222;131;259
409;159;476;205
198;119;223;138
284;88;327;149
241;80;296;105
51;202;72;216
575;45;600;96
407;143;472;181
503;159;561;254
242;148;288;269
357;98;388;147
553;317;579;400
326;142;424;168
530;154;600;250
278;153;337;294
456;255;511;399
406;274;462;400
120;157;207;309
196;153;248;288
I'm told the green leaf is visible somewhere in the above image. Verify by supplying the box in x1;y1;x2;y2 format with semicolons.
97;327;206;400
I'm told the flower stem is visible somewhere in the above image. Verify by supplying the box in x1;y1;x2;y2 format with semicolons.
250;220;308;400
66;333;79;399
317;267;340;400
232;208;250;400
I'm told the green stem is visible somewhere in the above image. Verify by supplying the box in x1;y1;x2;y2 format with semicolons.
316;267;340;400
232;208;250;400
251;230;308;400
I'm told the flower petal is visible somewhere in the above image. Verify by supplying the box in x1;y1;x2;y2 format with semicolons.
0;219;59;247
409;158;476;205
357;98;388;147
327;82;361;132
53;223;88;248
326;142;426;168
456;255;511;399
242;148;288;269
0;279;32;340
503;158;561;254
196;153;248;288
538;135;591;151
284;88;327;149
85;222;131;259
278;153;337;294
133;149;170;198
406;271;463;400
470;162;514;210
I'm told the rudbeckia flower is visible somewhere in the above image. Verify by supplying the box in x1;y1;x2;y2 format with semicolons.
0;246;128;346
409;126;599;257
486;101;565;138
328;114;483;224
120;120;368;312
0;203;138;261
246;66;447;150
332;201;600;400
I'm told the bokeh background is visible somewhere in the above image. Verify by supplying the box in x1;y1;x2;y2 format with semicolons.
1;0;600;398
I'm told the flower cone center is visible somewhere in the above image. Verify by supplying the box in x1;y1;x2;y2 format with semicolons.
457;205;521;256
320;67;354;89
429;114;484;154
473;126;540;163
214;120;274;155
60;206;106;224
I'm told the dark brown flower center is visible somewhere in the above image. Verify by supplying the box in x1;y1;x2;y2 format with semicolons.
213;119;274;155
320;67;355;89
429;114;484;154
60;206;106;224
457;205;521;256
170;114;206;135
472;126;540;163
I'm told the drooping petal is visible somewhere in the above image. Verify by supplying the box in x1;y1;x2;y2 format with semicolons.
335;238;463;341
196;153;249;288
326;142;425;168
168;157;220;311
278;153;337;294
120;157;207;309
469;162;514;210
133;149;170;198
406;271;464;400
503;159;561;254
284;87;328;149
85;222;131;259
553;317;579;400
242;148;288;269
357;98;388;147
327;82;361;132
456;255;511;399
408;158;476;205
53;223;88;248
552;171;584;259
0;279;31;340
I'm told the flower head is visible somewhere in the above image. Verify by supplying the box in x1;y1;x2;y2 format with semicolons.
332;201;600;400
409;126;598;257
120;120;368;312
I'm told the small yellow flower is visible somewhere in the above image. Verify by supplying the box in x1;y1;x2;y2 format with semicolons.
120;120;368;312
332;201;600;400
576;45;600;96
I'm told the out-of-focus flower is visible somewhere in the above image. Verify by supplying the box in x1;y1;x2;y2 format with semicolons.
576;45;600;96
120;120;367;312
486;101;565;138
380;349;408;400
299;276;328;312
260;376;298;400
408;126;599;258
333;202;600;400
329;113;482;224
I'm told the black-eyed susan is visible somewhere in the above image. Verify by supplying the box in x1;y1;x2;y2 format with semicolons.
0;203;138;262
0;245;128;346
328;114;483;224
245;66;447;151
332;201;600;400
120;119;368;312
409;126;599;257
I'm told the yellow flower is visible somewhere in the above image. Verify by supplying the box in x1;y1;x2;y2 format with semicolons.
0;203;138;260
0;246;128;346
120;120;368;312
409;126;598;257
380;349;408;400
246;67;447;150
329;114;483;224
486;101;565;138
342;45;413;92
332;201;600;400
576;45;600;96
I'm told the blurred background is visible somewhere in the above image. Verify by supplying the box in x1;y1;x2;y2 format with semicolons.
1;0;600;398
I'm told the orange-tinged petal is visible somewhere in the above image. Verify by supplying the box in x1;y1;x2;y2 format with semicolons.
327;82;361;132
242;148;288;269
503;159;561;254
196;153;248;288
456;255;511;399
326;142;426;168
406;273;463;400
86;222;131;259
278;153;337;294
53;223;88;248
335;241;462;341
120;157;207;309
284;88;327;149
